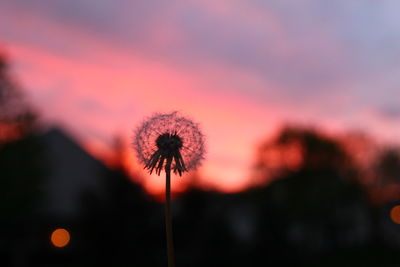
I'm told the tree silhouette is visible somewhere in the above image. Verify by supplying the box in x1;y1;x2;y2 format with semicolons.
253;126;356;185
252;126;373;264
375;148;400;185
0;51;44;266
0;52;37;142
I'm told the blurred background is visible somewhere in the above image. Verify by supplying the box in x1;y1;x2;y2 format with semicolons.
1;1;400;266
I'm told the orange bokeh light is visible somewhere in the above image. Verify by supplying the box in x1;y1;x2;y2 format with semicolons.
50;228;71;248
390;205;400;224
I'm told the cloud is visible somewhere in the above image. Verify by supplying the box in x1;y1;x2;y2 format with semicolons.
2;0;400;118
377;106;400;120
2;0;400;192
3;0;400;96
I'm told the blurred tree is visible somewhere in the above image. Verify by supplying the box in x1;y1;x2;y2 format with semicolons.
276;127;349;170
0;50;43;220
375;148;400;185
254;126;355;185
252;126;371;263
0;52;37;142
0;51;45;266
368;148;400;205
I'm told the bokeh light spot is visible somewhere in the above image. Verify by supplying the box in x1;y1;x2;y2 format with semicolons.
50;228;70;248
390;205;400;224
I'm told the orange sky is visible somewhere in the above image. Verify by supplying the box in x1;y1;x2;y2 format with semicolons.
4;39;280;194
1;1;400;195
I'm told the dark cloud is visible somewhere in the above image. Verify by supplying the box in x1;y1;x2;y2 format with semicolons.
1;0;173;52
378;106;400;120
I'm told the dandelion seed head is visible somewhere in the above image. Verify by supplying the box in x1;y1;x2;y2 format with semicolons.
156;132;183;154
133;111;205;175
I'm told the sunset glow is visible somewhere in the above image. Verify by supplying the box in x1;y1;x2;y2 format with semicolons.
1;1;400;195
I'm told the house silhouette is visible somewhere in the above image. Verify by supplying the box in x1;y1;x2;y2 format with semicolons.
39;127;109;220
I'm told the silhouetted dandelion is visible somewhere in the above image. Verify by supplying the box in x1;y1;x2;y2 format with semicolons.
133;111;205;267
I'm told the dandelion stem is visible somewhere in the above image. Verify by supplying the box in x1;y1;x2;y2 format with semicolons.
165;165;175;267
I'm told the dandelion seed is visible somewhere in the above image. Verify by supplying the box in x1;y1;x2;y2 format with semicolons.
133;111;205;176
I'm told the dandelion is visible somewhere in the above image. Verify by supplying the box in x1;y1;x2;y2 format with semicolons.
133;111;205;267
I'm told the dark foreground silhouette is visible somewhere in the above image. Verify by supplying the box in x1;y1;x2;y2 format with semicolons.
1;51;400;267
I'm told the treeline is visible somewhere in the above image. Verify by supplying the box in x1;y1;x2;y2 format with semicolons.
1;51;400;267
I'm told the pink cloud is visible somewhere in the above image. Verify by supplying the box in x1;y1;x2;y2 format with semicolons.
1;12;286;194
3;2;399;196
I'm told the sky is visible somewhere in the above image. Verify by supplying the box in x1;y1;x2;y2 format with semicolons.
1;0;400;195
